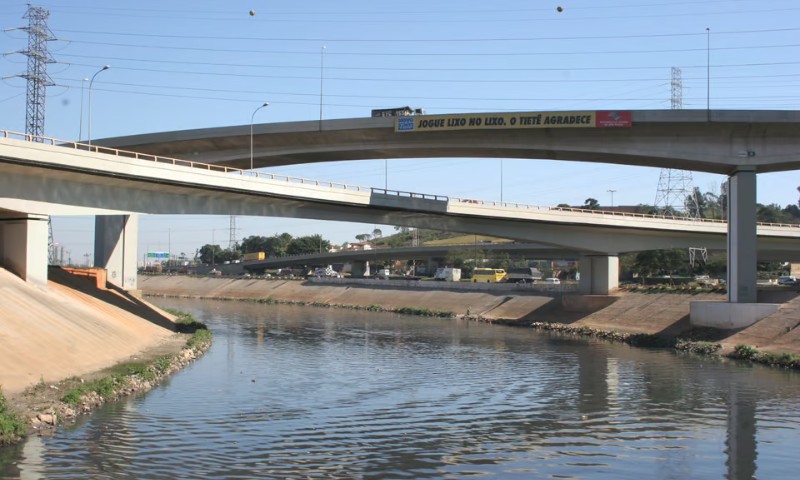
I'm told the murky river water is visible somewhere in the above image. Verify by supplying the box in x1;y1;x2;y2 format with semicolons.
3;298;800;479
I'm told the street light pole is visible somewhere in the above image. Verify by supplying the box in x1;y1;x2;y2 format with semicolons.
87;65;110;146
607;189;617;208
78;77;88;141
250;102;269;170
500;159;504;203
319;45;326;131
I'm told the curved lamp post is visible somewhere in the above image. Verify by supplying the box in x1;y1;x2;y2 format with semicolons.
87;65;110;146
250;102;269;170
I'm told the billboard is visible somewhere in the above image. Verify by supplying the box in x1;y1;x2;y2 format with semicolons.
396;110;632;132
146;252;169;260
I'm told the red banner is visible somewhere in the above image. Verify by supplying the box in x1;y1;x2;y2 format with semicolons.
595;111;632;128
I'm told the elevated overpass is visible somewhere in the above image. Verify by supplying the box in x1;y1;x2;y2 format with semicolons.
96;109;800;175
239;243;577;271
93;109;800;308
2;128;799;316
0;110;800;326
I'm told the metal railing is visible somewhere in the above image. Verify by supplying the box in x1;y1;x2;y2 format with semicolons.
3;129;799;229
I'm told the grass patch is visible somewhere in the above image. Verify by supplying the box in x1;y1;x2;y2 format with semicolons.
164;308;208;332
728;344;800;369
394;306;453;317
675;340;722;355
731;344;759;360
0;388;27;445
61;375;123;406
187;328;212;351
153;355;172;374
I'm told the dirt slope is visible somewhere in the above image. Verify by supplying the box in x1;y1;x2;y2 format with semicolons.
0;268;178;395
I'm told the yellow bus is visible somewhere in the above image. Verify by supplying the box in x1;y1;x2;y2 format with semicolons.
472;268;506;283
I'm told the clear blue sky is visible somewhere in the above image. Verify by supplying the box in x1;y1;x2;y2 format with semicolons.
2;1;799;264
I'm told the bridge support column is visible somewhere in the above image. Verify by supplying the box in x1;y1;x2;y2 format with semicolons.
690;167;778;329
350;260;369;278
0;212;49;288
728;167;757;303
578;255;619;295
95;214;138;290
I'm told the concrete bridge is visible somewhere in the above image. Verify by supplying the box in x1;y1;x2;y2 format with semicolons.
2;109;800;327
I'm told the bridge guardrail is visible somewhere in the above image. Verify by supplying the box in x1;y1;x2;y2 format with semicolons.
370;187;449;202
4;129;800;229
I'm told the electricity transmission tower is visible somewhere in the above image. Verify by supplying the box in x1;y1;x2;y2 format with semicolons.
229;216;237;250
19;5;55;140
654;67;699;217
16;5;57;262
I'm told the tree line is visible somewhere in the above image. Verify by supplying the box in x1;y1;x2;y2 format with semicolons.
197;233;332;264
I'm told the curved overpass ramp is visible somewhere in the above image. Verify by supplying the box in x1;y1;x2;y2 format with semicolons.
95;109;800;174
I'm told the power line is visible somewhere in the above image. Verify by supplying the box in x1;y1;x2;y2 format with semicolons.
58;60;800;82
54;26;800;44
53;42;800;69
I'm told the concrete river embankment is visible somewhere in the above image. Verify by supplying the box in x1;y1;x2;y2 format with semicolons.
138;274;800;356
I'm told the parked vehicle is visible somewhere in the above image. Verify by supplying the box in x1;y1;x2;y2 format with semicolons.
505;267;542;284
309;266;342;278
472;268;506;283
778;275;797;285
277;268;302;279
542;277;561;285
434;267;461;282
374;268;391;279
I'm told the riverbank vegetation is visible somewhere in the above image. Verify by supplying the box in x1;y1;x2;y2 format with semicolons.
530;321;800;370
151;293;456;318
59;312;211;408
0;389;26;445
730;344;800;368
3;311;212;446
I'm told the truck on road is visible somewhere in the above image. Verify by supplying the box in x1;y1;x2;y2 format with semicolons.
434;267;461;282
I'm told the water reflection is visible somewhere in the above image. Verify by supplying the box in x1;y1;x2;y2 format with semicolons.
1;300;799;479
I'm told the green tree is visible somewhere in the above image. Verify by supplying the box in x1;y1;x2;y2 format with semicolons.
199;244;224;265
635;204;658;215
583;198;600;210
757;203;785;223
240;235;269;254
286;234;331;255
685;187;707;218
631;249;687;277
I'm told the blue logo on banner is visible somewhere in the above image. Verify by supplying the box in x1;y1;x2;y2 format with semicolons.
397;117;415;131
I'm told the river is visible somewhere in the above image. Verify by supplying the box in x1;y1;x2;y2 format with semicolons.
2;298;800;479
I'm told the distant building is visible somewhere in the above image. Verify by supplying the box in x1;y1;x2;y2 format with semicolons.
343;242;373;251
